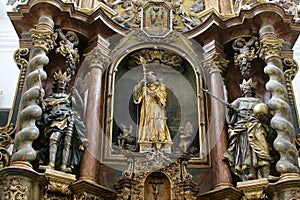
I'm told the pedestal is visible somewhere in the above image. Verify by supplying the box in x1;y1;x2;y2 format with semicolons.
237;178;269;200
198;184;243;200
139;141;173;153
71;179;116;199
0;166;47;200
265;173;300;199
44;169;76;199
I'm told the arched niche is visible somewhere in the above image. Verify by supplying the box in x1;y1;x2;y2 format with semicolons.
144;172;171;200
101;31;209;167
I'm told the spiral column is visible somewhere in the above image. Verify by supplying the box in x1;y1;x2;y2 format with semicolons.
12;16;56;167
259;25;299;176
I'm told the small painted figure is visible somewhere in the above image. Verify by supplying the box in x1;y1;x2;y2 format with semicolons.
117;124;134;149
38;70;88;172
178;122;193;153
223;79;273;181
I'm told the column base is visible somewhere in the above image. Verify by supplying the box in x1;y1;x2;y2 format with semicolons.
237;178;269;200
71;179;116;199
44;169;76;199
265;173;300;199
0;166;47;200
198;183;242;200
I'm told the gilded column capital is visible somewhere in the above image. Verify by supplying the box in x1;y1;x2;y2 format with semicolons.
202;53;229;75
83;46;111;72
30;29;57;53
259;38;283;61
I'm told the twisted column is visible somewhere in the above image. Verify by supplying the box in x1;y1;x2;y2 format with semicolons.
12;16;56;167
79;45;110;181
203;42;232;186
259;25;299;175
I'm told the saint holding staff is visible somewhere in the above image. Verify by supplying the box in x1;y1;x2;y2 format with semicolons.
133;57;172;143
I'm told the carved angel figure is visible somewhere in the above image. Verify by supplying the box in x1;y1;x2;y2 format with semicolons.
232;37;259;77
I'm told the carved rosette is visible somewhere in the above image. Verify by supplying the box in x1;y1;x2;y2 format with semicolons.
14;48;29;91
4;178;28;200
202;53;229;75
12;16;54;165
259;25;299;175
283;58;299;104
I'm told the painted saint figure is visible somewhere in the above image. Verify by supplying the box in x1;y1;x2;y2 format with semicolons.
133;71;172;143
223;79;273;181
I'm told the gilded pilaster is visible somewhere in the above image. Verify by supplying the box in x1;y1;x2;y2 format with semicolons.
259;25;299;176
12;16;56;166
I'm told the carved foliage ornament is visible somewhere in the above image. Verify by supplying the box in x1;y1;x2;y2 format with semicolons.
14;48;29;91
74;192;100;200
44;179;72;200
104;0;204;33
259;39;283;61
4;178;28;200
127;48;184;72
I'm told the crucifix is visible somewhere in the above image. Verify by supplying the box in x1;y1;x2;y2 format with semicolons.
149;174;163;200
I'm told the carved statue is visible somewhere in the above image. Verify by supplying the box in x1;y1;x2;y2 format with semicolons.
117;124;134;149
232;37;259;77
223;79;273;181
178;122;193;153
133;71;172;143
38;70;88;172
56;29;79;75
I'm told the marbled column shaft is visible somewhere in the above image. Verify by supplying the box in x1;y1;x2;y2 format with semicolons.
12;16;55;166
79;46;110;181
203;52;232;186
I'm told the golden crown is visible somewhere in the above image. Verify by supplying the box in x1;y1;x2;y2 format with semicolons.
54;70;71;82
239;78;257;90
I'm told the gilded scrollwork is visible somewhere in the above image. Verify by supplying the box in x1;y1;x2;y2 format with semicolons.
127;48;184;71
0;124;14;169
117;151;196;199
4;178;28;200
44;179;72;200
14;48;29;91
283;58;299;104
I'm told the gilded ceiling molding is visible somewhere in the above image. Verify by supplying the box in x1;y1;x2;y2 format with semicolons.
14;48;29;91
259;25;299;176
12;16;54;166
83;46;111;72
283;58;299;105
202;53;229;75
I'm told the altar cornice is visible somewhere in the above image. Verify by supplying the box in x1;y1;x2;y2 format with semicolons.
7;1;300;50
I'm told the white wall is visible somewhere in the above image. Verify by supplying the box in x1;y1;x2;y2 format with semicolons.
0;0;19;109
